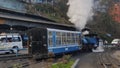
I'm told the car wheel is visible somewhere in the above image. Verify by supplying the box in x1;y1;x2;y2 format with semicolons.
11;46;19;53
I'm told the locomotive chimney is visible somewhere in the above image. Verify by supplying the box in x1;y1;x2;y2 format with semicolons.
81;27;90;35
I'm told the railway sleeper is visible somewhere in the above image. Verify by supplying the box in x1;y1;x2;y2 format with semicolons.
21;62;29;67
8;63;29;68
112;63;120;68
102;64;108;68
105;63;112;66
118;64;120;66
100;63;112;68
100;62;112;66
32;54;48;60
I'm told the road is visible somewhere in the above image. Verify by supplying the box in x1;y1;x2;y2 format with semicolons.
74;52;97;68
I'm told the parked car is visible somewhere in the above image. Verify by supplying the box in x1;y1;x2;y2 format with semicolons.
0;33;23;54
111;39;120;46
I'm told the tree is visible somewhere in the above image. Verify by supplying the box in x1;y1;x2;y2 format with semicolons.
87;0;120;40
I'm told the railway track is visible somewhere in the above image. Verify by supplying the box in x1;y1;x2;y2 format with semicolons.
0;54;32;61
0;54;32;68
7;61;30;68
98;51;120;68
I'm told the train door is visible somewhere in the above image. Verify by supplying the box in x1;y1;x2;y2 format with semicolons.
27;28;48;58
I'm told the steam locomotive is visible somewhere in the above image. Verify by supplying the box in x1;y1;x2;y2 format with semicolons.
81;28;99;51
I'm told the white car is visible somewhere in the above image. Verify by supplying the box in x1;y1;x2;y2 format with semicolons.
0;33;23;54
111;39;120;46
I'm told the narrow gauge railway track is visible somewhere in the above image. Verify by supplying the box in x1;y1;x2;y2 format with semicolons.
105;52;120;68
0;54;57;68
0;54;32;68
7;61;30;68
0;54;32;61
0;52;74;61
98;52;120;68
94;53;103;68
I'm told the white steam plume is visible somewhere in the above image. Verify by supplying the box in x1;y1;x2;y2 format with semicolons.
67;0;94;30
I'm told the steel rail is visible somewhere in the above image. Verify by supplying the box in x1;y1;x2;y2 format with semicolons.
0;54;32;61
98;52;112;68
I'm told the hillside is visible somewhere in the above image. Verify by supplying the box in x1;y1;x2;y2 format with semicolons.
87;0;120;41
26;0;72;24
26;0;120;41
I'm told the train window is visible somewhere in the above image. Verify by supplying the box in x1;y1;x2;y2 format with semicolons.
48;31;52;36
67;33;71;45
62;32;66;45
65;33;68;44
74;33;77;43
48;31;53;47
76;34;80;44
69;33;73;44
56;32;62;46
71;33;76;44
74;33;78;44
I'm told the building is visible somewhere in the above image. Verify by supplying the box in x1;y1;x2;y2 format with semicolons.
110;3;120;23
93;0;107;13
0;0;26;12
21;0;43;3
21;0;54;4
114;0;120;2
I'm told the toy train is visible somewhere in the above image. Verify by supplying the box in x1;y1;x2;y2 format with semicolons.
27;27;99;59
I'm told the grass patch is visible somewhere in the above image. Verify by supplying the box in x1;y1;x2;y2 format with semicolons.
52;60;74;68
12;63;22;68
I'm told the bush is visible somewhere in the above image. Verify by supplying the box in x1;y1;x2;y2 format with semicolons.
12;63;22;68
52;60;74;68
52;55;74;68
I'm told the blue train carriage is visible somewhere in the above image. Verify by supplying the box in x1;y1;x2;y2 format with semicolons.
47;28;81;55
27;28;81;59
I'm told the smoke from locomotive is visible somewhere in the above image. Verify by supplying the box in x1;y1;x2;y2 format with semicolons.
67;0;94;30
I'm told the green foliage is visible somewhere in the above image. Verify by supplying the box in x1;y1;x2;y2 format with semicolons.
27;0;71;24
87;0;120;39
62;55;71;61
12;63;22;68
99;33;113;43
52;60;74;68
88;11;120;39
26;0;120;38
52;55;73;68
